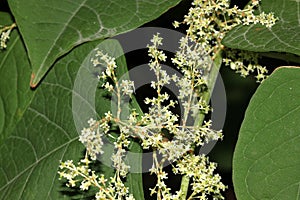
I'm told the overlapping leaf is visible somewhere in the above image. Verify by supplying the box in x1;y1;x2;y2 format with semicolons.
223;0;300;56
233;67;300;199
0;12;35;144
7;0;182;87
0;39;144;199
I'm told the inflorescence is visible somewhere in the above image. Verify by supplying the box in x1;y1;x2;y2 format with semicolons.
0;23;16;50
58;0;277;199
173;0;277;81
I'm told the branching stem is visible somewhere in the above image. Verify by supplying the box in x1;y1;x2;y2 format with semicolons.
179;51;223;200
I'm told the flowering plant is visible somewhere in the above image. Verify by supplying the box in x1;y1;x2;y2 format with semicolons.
0;0;299;200
57;0;277;199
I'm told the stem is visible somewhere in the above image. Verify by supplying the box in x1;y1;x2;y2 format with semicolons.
179;51;223;200
116;84;122;120
179;175;190;199
197;51;223;125
0;23;16;32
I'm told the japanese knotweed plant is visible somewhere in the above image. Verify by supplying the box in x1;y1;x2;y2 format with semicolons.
58;0;277;199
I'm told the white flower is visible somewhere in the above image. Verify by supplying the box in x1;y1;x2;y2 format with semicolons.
87;118;96;126
80;180;91;190
120;79;135;96
0;30;10;49
79;120;109;160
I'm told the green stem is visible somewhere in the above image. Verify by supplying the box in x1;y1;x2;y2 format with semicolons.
0;23;16;32
180;175;190;199
197;51;223;125
179;51;223;200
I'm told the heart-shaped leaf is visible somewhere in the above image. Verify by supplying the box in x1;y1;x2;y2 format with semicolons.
223;0;300;56
0;39;144;199
233;67;300;199
7;0;182;87
0;12;35;144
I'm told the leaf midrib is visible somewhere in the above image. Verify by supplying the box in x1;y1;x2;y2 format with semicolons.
35;0;88;82
0;135;78;193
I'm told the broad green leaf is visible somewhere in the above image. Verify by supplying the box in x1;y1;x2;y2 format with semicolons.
233;67;300;199
223;0;300;56
0;12;35;144
0;39;144;199
7;0;182;87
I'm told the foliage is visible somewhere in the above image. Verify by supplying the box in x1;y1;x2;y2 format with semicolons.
223;0;300;56
0;0;299;199
233;67;300;199
8;0;182;87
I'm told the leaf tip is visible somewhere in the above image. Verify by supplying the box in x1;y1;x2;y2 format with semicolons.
30;73;38;88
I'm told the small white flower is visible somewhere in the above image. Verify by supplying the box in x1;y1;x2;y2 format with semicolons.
87;118;96;126
120;79;135;96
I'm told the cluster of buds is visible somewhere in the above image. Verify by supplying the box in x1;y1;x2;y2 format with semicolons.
0;23;16;49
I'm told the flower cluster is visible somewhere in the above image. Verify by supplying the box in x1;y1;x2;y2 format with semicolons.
59;32;225;199
59;49;135;199
174;154;226;200
0;23;16;50
223;49;268;81
58;0;278;199
173;0;277;81
58;154;134;200
78;116;110;160
142;35;224;198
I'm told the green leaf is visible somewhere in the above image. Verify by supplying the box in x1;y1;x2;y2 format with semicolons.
0;12;35;144
233;67;300;199
7;0;182;87
222;0;300;56
0;39;144;199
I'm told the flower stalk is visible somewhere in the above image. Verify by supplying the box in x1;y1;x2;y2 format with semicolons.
179;50;223;199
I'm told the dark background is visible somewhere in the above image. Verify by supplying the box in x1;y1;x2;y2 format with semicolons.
0;0;8;11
